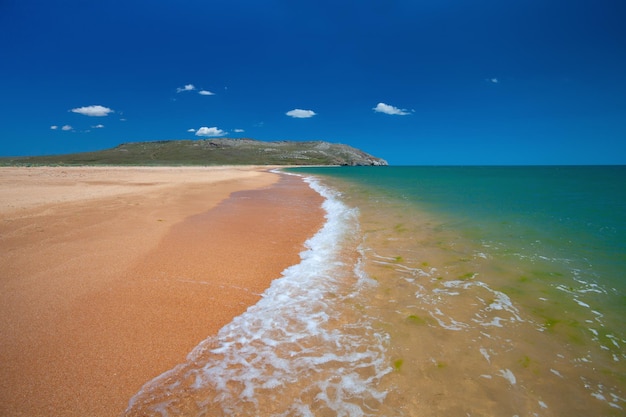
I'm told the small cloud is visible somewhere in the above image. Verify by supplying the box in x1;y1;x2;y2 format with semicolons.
233;128;245;133
286;109;316;118
177;84;196;93
71;105;114;117
50;125;58;130
490;78;499;84
373;102;410;116
198;90;215;96
61;125;73;131
187;128;196;132
195;126;227;137
92;124;105;129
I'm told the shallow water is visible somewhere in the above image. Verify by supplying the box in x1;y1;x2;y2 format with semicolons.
124;176;395;416
124;166;626;416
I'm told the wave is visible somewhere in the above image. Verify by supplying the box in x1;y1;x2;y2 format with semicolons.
123;175;392;416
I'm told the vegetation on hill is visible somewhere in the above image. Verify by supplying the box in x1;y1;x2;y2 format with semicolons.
0;139;388;166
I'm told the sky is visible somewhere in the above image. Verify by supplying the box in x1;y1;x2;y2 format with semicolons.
1;0;625;165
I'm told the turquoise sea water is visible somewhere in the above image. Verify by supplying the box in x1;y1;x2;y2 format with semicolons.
125;166;625;416
303;165;626;292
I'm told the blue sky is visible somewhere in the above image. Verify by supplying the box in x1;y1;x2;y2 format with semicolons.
1;0;625;165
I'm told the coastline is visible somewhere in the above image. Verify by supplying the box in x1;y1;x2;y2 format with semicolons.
0;166;325;416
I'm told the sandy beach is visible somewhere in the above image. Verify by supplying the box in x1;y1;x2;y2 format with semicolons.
0;166;324;417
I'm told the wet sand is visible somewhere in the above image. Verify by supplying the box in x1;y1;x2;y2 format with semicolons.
0;166;324;417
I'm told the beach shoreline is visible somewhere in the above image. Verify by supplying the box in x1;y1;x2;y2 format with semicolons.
0;166;325;417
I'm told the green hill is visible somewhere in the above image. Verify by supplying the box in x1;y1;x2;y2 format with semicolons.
1;139;388;166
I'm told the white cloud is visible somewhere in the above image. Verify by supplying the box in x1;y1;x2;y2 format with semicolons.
92;124;105;129
490;78;499;84
71;105;114;117
50;125;58;130
373;102;410;116
286;109;316;118
198;90;215;96
177;84;196;93
233;128;245;133
195;126;227;137
61;125;73;131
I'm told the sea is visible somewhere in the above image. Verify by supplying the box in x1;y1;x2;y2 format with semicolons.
124;166;626;416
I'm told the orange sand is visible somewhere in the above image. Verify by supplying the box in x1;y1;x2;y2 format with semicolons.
0;166;324;417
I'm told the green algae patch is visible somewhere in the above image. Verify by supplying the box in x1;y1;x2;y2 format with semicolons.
543;317;560;331
394;223;408;233
459;272;476;280
518;355;531;368
407;314;426;325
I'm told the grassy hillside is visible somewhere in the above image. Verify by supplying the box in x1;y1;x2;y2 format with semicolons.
0;139;388;166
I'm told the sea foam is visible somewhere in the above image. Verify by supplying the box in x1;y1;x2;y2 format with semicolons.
124;175;391;416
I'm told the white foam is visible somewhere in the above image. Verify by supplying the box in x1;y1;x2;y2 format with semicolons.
426;278;524;331
498;368;517;385
479;347;491;363
606;334;621;348
430;308;468;331
481;317;505;327
124;174;392;416
574;298;591;308
592;392;607;401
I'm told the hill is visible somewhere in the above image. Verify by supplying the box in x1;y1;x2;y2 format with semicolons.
0;139;388;166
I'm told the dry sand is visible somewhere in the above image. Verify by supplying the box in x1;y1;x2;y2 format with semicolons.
0;166;324;416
